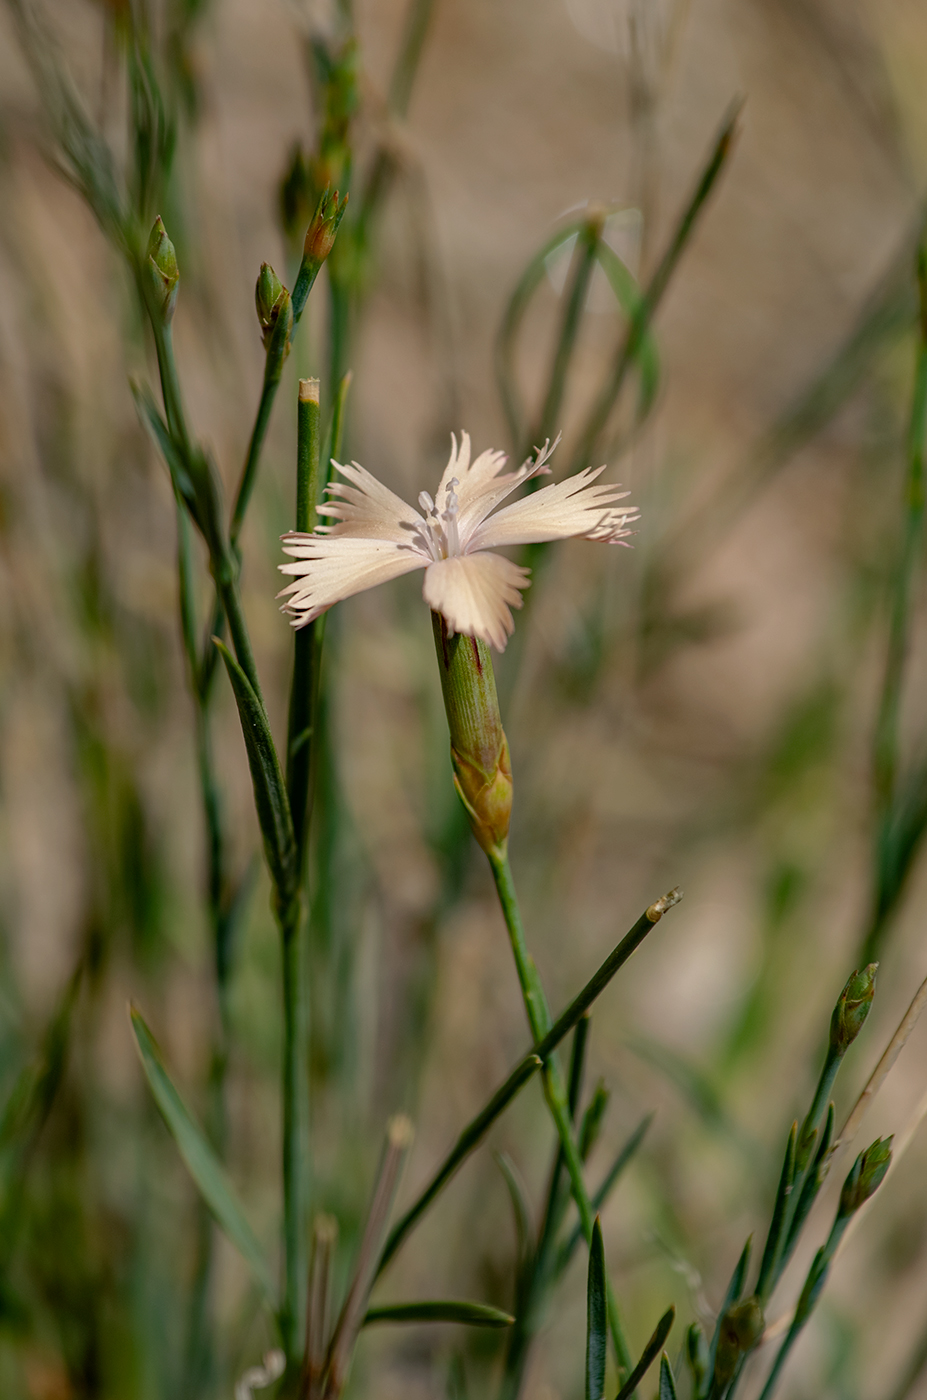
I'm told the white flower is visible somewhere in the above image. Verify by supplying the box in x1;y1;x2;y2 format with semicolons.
278;434;638;651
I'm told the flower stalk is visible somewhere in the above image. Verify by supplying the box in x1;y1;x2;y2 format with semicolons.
429;614;635;1375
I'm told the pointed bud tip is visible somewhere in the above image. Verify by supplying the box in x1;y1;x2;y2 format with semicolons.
840;1136;893;1215
144;215;179;323
830;964;878;1055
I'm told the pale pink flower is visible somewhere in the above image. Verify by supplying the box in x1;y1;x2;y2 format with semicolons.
278;434;638;651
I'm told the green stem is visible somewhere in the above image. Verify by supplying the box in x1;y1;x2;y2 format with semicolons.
378;893;672;1275
281;895;306;1361
530;215;602;455
486;848;633;1378
287;382;323;863
862;244;927;965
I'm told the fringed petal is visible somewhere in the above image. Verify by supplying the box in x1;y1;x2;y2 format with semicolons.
314;460;424;542
467;465;639;550
278;535;428;627
422;552;531;652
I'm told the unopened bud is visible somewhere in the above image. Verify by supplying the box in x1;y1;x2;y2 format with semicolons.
145;216;179;323
713;1296;765;1386
830;964;877;1055
839;1136;892;1217
304;187;348;264
255;263;292;351
432;614;512;855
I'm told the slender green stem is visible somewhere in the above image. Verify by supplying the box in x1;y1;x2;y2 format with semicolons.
232;372;280;547
862;244;927;964
287;382;323;863
281;894;306;1361
486;848;633;1377
378;893;673;1275
530;215;602;456
572;101;740;469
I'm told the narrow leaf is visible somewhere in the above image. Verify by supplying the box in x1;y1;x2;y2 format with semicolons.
378;893;680;1276
614;1307;675;1400
586;1217;608;1400
559;1114;653;1272
364;1300;514;1327
659;1354;679;1400
130;1007;274;1302
214;639;296;904
494;1151;534;1267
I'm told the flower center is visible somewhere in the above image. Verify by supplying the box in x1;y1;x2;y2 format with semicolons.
417;478;461;560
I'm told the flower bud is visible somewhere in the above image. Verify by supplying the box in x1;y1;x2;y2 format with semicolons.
145;216;179;324
432;614;512;856
304;187;348;264
713;1296;765;1387
829;964;877;1056
839;1136;892;1217
255;263;292;351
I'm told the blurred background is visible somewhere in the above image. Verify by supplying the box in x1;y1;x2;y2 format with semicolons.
2;0;927;1396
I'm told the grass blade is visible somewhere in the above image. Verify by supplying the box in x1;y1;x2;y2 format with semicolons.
559;1114;653;1272
614;1308;675;1400
213;639;296;905
364;1301;514;1327
586;1218;607;1400
378;890;681;1275
573;100;741;467
659;1354;679;1400
130;1007;274;1303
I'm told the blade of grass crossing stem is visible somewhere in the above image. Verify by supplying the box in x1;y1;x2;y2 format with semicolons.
364;1301;513;1327
231;285;293;544
490;851;666;1375
614;1310;676;1400
287;378;322;864
863;241;927;966
213;640;297;906
755;1123;797;1301
659;1355;679;1400
326;1116;414;1395
495;219;588;446
130;1008;274;1303
559;1115;653;1272
377;891;682;1275
495;1152;534;1268
572;100;741;468
593;241;661;418
531;214;603;455
586;1219;608;1400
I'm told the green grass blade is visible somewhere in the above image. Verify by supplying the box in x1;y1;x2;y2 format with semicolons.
130;1007;274;1304
593;241;661;420
495;1151;534;1269
659;1354;679;1400
364;1300;514;1327
558;1114;653;1272
616;1310;674;1400
378;893;679;1276
756;1122;797;1301
573;100;741;467
613;1308;675;1400
586;1218;608;1400
213;639;296;905
495;218;588;446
